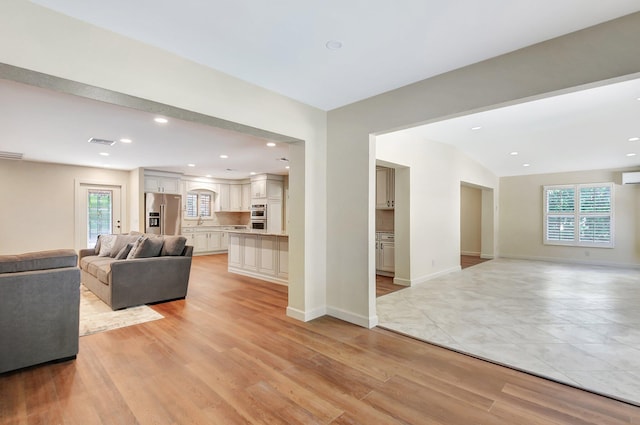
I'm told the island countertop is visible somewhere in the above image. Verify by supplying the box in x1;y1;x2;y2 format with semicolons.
225;229;288;237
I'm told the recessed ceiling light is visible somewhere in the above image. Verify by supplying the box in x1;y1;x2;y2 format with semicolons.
325;40;343;50
220;154;228;159
510;152;519;156
187;163;195;167
266;142;276;147
285;166;290;169
629;137;640;142
626;153;637;157
471;126;482;130
154;117;168;124
205;174;212;178
250;172;256;175
523;163;531;167
119;138;132;144
99;152;109;157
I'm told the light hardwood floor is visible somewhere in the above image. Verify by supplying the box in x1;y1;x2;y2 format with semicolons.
2;254;639;424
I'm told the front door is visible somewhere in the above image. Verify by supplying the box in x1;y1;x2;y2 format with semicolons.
76;183;122;251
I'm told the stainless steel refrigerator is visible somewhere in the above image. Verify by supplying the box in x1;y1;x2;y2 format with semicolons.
145;193;182;235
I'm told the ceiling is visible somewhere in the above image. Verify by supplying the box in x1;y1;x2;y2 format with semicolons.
397;77;640;177
0;79;290;179
4;1;640;177
29;0;640;111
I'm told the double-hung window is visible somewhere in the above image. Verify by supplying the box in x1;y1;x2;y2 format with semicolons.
185;191;212;219
543;183;614;248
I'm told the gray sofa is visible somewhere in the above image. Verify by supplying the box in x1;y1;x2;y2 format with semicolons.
79;233;193;310
0;249;80;374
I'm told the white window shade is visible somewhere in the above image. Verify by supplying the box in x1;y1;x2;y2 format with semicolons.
543;183;613;248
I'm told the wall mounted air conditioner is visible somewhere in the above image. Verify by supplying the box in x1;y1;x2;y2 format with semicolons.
622;171;640;184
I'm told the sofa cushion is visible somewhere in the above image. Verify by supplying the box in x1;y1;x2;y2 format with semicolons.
0;249;77;274
133;237;164;258
98;234;117;257
110;235;139;258
85;256;117;278
160;236;187;256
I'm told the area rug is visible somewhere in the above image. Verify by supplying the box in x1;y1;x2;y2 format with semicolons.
79;285;164;336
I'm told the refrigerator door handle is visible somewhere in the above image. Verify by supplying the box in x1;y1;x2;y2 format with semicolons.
160;203;165;235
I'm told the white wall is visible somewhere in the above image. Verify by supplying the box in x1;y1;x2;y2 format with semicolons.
0;159;130;254
461;185;482;256
0;0;327;320
326;12;640;327
376;134;499;284
500;168;640;267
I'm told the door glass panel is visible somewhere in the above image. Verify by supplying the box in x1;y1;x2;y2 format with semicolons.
87;190;113;248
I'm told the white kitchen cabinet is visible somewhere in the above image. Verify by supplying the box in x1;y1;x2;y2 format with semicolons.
215;184;231;211
267;200;282;234
375;232;395;276
242;234;258;271
251;179;267;199
229;184;243;211
144;174;181;194
241;184;251;211
376;167;395;209
266;180;283;200
220;231;228;250
227;233;288;285
228;233;242;267
378;241;395;272
184;228;226;254
277;237;288;280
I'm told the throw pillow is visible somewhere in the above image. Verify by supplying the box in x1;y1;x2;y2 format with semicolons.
115;243;134;260
126;235;147;259
160;236;187;256
133;236;164;258
98;234;116;257
109;234;139;258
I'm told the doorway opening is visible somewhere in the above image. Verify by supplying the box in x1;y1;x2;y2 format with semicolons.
460;182;494;268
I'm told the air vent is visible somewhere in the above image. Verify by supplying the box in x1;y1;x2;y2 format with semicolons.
277;157;289;162
87;137;116;146
0;151;24;160
0;151;23;160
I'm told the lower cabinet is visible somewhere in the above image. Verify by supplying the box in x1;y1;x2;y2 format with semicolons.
375;232;395;276
228;233;288;285
184;229;227;255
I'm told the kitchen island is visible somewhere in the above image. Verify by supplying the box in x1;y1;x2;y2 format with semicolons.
226;230;288;285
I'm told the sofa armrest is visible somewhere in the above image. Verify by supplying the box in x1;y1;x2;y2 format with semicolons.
79;248;96;262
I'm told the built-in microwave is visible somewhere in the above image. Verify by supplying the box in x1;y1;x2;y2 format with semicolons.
250;204;267;219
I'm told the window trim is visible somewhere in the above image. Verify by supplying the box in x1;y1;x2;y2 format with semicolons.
543;183;614;248
185;190;213;219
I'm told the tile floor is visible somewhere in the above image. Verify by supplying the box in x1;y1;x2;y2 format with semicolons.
376;258;640;406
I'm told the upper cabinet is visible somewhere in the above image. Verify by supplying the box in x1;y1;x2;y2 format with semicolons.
144;171;181;194
215;182;252;212
376;167;395;209
251;174;283;203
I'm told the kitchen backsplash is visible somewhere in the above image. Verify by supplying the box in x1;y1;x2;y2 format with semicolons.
183;211;250;227
376;209;394;231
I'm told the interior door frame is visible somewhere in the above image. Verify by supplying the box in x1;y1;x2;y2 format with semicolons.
74;179;127;252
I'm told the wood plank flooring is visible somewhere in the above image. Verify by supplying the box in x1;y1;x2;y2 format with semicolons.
2;254;639;424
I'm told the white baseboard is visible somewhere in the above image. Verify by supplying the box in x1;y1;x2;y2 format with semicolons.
499;254;640;269
410;265;462;286
286;305;326;322
392;277;411;286
461;250;480;256
326;306;378;329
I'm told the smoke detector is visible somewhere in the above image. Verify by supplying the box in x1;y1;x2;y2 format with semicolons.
88;137;116;146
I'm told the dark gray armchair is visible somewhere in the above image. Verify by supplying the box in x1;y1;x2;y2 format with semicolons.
0;249;80;374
